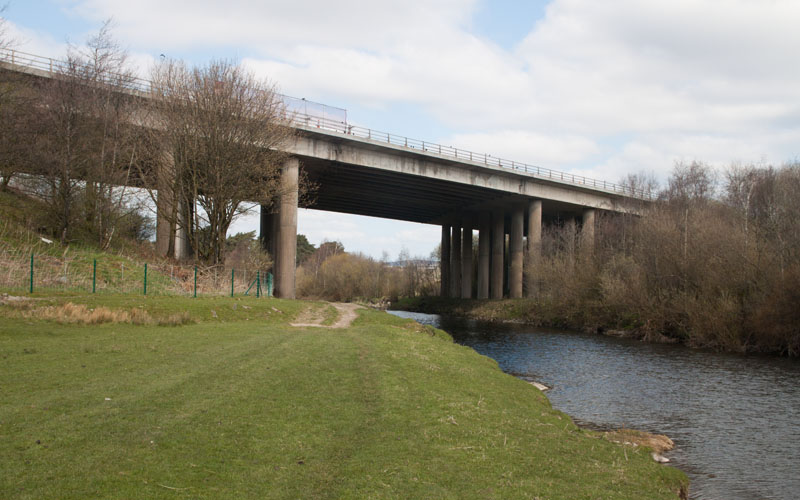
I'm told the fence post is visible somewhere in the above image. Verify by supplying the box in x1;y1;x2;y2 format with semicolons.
29;253;34;294
231;269;235;297
256;270;261;298
194;266;198;298
143;263;148;295
92;259;97;293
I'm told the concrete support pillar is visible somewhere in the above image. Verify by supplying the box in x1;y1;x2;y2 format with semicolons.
440;225;450;297
461;216;473;299
174;199;189;261
450;221;462;298
510;204;524;298
527;200;542;259
154;150;190;261
275;158;299;299
491;210;505;299
155;152;174;257
155;193;171;257
477;212;491;299
582;208;596;253
526;200;542;297
504;234;509;296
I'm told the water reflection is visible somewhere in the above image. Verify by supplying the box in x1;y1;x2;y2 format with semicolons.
389;311;800;500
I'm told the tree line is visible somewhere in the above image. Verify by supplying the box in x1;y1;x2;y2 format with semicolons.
296;240;439;302
527;161;800;355
0;20;297;266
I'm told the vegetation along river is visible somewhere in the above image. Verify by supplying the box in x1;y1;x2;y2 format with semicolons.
388;311;800;500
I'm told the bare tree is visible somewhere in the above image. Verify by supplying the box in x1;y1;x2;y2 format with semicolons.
146;58;296;265
0;3;25;190
25;21;140;244
30;53;94;242
77;20;141;248
663;160;716;205
0;4;11;51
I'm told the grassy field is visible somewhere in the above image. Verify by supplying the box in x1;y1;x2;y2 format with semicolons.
0;294;688;499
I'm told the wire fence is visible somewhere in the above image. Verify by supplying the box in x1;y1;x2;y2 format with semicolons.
0;250;273;297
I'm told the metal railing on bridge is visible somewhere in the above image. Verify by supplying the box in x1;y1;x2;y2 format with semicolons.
1;47;652;200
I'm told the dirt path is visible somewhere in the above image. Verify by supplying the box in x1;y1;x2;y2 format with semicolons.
290;303;363;329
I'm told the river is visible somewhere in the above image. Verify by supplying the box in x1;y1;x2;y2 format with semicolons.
388;311;800;500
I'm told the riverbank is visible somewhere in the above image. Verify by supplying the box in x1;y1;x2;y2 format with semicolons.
392;296;692;346
0;294;687;499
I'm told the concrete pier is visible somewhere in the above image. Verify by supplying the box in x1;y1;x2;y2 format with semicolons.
461;216;473;299
582;207;596;253
527;200;542;260
526;200;542;297
174;199;189;261
450;220;462;298
155;191;171;257
510;205;524;298
275;158;299;299
440;225;451;297
477;212;490;300
156;190;189;260
491;210;505;299
155;152;177;258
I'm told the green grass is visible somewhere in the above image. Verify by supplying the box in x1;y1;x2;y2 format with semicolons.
0;294;687;499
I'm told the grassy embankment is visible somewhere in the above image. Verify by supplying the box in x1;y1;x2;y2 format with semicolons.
0;188;262;296
0;293;687;499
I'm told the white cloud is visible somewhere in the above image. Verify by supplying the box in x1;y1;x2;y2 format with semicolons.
4;21;68;58
69;0;478;53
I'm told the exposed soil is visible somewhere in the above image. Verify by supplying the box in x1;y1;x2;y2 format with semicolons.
291;302;363;329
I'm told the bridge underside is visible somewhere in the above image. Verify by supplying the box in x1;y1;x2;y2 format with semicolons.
257;155;601;300
300;157;587;228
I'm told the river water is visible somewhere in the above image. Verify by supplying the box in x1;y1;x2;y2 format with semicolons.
388;311;800;500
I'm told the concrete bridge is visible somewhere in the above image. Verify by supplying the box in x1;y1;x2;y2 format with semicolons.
1;48;647;300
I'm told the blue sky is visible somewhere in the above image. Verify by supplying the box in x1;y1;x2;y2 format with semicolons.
4;0;800;258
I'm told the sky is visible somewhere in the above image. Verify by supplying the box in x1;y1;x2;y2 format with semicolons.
3;0;800;258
